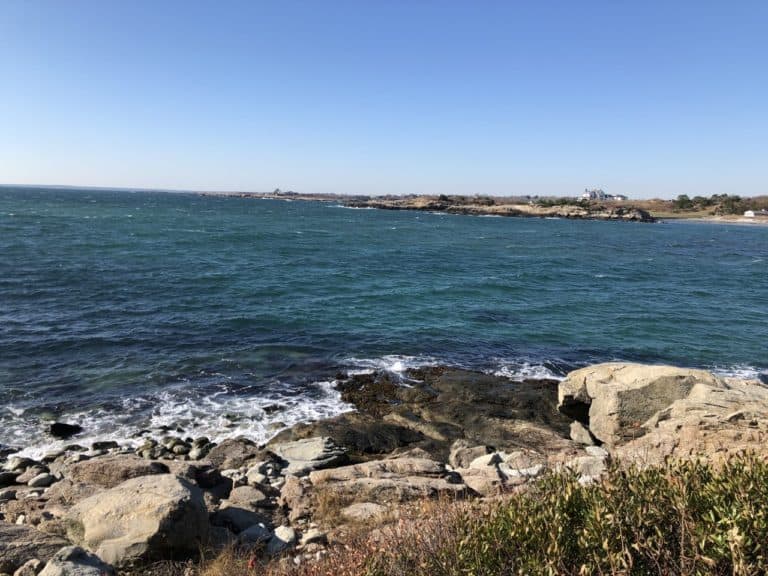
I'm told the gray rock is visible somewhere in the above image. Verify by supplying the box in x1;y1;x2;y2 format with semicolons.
468;453;501;469
267;526;296;555
13;558;43;576
5;459;38;473
271;437;347;476
27;474;55;489
0;488;17;502
237;523;272;546
0;524;68;574
454;466;504;496
211;506;271;534
448;440;489;469
37;546;115;576
63;455;169;488
14;468;48;485
65;474;208;566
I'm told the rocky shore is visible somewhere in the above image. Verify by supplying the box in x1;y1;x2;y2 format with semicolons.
343;196;656;222
2;363;766;575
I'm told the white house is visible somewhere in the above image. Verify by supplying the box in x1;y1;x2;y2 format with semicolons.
744;210;755;218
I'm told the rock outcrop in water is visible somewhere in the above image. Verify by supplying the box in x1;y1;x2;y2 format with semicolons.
1;363;767;573
343;196;656;222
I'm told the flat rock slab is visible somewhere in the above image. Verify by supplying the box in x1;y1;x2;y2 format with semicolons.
0;523;68;574
309;458;445;484
63;456;169;488
271;437;347;476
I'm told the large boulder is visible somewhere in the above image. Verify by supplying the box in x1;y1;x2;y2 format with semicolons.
37;546;115;576
270;437;347;476
65;474;208;566
616;376;768;465
558;363;724;446
0;524;68;574
62;456;168;489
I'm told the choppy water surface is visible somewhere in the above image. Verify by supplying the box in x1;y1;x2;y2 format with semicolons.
1;187;766;454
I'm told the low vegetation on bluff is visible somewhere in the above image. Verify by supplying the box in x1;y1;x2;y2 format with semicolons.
191;455;768;576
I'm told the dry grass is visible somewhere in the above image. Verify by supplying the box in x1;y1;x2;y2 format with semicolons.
146;454;768;576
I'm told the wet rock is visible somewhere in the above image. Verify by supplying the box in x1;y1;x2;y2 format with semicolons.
90;442;118;452
0;524;68;574
49;424;82;441
65;475;208;566
37;546;115;576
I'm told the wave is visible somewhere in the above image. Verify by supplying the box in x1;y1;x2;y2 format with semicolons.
7;378;354;460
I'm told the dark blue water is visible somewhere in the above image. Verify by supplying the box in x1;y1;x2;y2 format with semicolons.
1;187;766;454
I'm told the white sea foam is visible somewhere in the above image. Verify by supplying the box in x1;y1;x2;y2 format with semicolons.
711;365;767;381
7;379;355;461
343;354;441;375
491;362;565;382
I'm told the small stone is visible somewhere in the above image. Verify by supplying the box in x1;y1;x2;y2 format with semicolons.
267;526;296;555
300;528;327;546
5;457;38;473
91;441;119;451
16;514;25;525
16;467;48;485
28;473;56;488
0;487;17;502
172;444;190;455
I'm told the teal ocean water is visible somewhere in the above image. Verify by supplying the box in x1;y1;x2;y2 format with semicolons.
1;187;767;454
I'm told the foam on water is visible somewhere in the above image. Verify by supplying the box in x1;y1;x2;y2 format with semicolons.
343;354;441;375
9;378;354;460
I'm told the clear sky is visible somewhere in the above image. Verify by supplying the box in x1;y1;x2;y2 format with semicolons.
1;1;766;198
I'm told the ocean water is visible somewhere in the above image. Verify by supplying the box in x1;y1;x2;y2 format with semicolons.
1;187;767;455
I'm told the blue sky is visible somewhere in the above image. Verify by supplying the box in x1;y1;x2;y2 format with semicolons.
1;1;766;198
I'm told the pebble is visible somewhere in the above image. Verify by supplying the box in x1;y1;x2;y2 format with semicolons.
28;473;56;488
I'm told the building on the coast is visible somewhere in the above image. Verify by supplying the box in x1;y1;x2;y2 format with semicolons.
744;210;755;218
581;188;627;201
